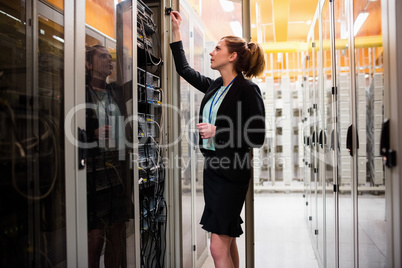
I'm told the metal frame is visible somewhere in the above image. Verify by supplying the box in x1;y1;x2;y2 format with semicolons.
64;0;86;266
329;0;339;266
131;1;141;267
242;1;255;267
317;2;326;266
347;0;360;266
166;0;184;265
383;0;402;267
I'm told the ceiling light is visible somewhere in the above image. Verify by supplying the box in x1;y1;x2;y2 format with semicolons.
230;21;243;37
0;10;22;23
251;24;257;28
306;20;312;25
53;35;65;43
354;12;369;36
219;0;235;12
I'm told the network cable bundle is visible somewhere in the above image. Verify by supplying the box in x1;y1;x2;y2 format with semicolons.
136;1;166;267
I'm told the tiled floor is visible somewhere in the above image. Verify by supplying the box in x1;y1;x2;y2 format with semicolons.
201;193;319;268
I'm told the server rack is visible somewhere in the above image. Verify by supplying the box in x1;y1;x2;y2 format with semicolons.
134;1;167;266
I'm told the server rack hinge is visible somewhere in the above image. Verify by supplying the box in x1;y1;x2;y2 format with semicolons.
309;216;312;221
314;168;318;174
193;245;196;251
332;86;337;95
313;104;317;109
306;201;309;206
312;42;316;48
315;229;319;235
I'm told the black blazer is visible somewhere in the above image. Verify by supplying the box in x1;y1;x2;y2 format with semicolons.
170;41;266;182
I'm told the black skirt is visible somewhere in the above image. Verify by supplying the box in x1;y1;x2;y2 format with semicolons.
200;150;250;237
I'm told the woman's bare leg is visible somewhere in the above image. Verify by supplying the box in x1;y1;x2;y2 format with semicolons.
210;233;234;268
230;238;239;268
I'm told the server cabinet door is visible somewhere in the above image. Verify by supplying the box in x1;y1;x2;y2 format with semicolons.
0;0;67;267
178;3;209;267
352;0;387;267
84;0;136;267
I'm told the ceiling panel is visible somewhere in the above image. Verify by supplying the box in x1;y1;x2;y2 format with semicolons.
251;0;318;43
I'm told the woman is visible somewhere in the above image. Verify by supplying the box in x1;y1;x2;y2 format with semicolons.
170;11;266;268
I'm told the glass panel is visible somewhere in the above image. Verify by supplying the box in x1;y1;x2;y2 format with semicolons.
85;0;136;267
193;24;207;261
315;11;325;263
353;0;387;267
0;1;66;267
334;0;354;266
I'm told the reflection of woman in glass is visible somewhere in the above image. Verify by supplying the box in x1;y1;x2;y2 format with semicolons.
171;12;266;268
85;45;129;268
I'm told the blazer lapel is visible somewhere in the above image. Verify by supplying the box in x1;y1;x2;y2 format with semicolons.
217;73;245;115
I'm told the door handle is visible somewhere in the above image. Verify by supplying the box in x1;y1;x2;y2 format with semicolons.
78;127;87;170
380;119;397;168
319;130;326;149
346;124;359;156
330;129;339;151
311;131;317;146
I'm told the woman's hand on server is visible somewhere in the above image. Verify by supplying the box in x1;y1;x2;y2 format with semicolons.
170;11;182;42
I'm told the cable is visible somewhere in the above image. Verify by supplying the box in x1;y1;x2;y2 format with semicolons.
140;18;162;66
2;102;60;201
136;4;166;266
0;99;26;157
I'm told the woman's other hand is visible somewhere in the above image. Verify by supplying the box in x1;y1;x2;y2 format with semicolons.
95;125;112;140
171;11;182;42
197;123;216;139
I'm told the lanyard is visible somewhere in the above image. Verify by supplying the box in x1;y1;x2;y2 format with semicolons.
89;85;112;124
208;77;236;123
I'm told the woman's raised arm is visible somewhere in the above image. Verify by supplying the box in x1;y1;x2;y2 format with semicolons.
171;11;182;42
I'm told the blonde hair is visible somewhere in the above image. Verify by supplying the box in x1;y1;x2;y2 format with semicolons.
221;35;265;78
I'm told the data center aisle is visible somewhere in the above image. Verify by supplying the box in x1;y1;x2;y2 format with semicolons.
201;193;319;268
